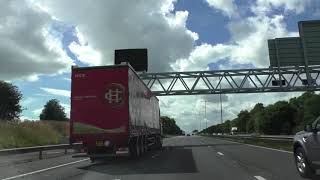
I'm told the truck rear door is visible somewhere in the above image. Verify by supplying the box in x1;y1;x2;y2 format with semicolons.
70;66;129;140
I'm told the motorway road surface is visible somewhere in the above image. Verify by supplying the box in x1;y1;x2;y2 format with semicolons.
0;136;319;180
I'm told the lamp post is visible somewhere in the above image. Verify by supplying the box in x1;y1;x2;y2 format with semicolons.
201;100;207;130
220;81;223;124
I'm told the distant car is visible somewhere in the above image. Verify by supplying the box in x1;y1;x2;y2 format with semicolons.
186;134;190;136
293;116;320;178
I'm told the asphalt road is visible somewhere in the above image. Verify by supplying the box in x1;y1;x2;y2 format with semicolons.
0;136;319;180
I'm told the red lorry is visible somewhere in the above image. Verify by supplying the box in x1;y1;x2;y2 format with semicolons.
70;64;162;161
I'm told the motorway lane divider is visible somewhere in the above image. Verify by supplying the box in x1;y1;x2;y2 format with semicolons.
0;143;83;160
206;134;293;151
209;134;293;141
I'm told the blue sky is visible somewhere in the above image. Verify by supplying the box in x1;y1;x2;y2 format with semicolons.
2;0;319;131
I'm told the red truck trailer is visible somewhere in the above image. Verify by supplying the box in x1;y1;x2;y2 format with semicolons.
70;64;162;161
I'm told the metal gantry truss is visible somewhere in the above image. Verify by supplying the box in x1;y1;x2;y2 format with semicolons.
139;66;320;96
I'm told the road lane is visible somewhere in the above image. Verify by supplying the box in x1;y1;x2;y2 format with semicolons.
0;151;87;179
198;136;320;180
1;136;317;180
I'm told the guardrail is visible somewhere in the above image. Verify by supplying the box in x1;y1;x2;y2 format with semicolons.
211;134;293;142
0;143;83;159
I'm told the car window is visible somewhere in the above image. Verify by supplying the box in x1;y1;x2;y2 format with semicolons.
316;121;320;131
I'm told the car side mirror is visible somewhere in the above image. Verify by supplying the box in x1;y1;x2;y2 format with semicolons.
304;124;312;132
305;124;318;134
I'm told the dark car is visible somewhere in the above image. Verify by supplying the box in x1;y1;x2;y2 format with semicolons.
293;116;320;178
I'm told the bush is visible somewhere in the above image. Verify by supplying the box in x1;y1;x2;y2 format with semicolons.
0;120;69;149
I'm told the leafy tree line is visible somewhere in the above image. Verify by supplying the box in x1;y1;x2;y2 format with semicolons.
0;80;67;121
202;91;320;135
39;99;68;121
160;116;183;135
0;81;22;120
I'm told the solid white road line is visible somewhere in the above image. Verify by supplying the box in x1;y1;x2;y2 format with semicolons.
212;138;292;154
254;175;266;180
46;151;62;154
217;152;224;156
1;158;89;180
245;144;292;154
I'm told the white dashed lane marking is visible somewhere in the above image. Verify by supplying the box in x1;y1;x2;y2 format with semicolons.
217;152;224;156
254;176;266;180
152;153;160;158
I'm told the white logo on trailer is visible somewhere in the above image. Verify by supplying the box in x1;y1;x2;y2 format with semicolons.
104;83;125;106
105;88;123;103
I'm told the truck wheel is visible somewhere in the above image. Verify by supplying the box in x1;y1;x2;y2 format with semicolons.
294;147;315;178
136;140;141;157
129;139;140;158
156;136;162;149
139;137;144;156
143;137;148;153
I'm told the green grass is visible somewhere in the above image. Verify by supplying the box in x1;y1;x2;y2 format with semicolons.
0;120;69;149
210;136;293;151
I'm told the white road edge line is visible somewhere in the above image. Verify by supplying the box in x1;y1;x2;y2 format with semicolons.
1;158;89;180
46;151;62;154
245;144;292;154
213;138;292;154
254;175;266;180
217;152;224;156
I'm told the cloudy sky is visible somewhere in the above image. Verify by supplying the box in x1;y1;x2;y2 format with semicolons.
1;0;319;132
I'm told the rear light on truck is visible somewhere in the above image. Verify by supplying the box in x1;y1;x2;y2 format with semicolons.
104;140;111;147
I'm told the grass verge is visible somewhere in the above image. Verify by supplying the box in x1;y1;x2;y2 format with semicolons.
209;135;293;152
0;120;69;149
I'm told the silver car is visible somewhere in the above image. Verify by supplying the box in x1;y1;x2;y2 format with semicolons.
293;117;320;178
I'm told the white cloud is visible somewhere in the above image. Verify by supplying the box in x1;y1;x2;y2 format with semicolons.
37;0;198;72
171;43;234;71
63;77;71;81
40;87;70;97
32;108;43;117
174;3;299;72
26;74;39;82
20;115;37;121
68;28;102;66
164;0;310;131
21;97;37;106
0;0;74;81
205;0;238;17
69;42;102;66
252;0;311;15
61;103;70;118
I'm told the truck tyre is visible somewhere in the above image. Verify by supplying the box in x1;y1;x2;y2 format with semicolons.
129;138;140;158
140;137;145;155
143;136;148;153
294;147;315;178
156;136;162;149
139;137;144;156
136;140;141;157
